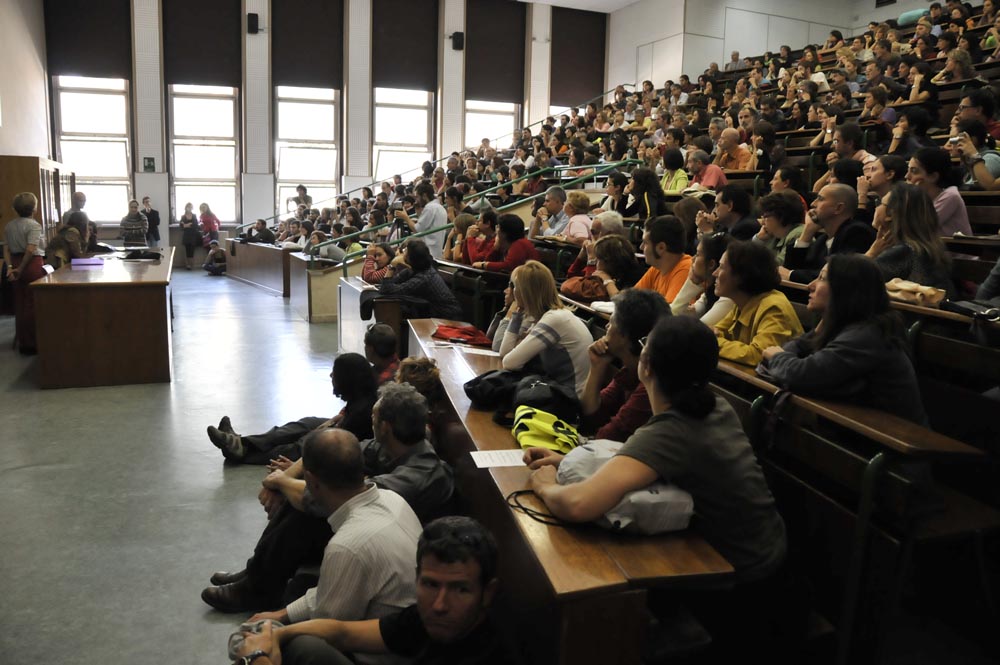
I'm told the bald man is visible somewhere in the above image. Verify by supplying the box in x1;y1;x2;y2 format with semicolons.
713;128;752;171
781;183;876;283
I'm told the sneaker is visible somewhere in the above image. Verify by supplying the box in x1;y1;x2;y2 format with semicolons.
207;425;245;459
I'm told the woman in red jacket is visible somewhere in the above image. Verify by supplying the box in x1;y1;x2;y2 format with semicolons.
199;203;221;242
472;214;539;273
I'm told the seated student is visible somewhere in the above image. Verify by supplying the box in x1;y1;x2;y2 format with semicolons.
713;128;753;171
203;384;454;614
782;184;876;283
950;119;1000;191
365;323;401;385
761;254;928;424
589;235;643;298
826;159;865;191
581;289;670;442
552;191;595;246
886;107;936;160
599;171;631;215
753;190;805;265
231;517;517;665
472;214;539;273
486;278;535;353
623;167;670;221
634;215;693;304
206;352;378;465
906;147;973;237
978;258;1000;302
526;317;788;634
688;150;729;191
660;148;689;193
362;243;396;284
247;218;277;244
338;226;364;256
566;211;626;278
893;61;939;111
202;239;227;275
696;185;760;241
463;209;499;264
442;213;476;263
499;261;593;397
229;428;422;637
46;211;90;269
378;240;462;320
866;183;953;293
856;154;907;223
713;241;804;366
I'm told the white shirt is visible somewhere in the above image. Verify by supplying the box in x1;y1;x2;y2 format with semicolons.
415;198;449;259
286;485;421;648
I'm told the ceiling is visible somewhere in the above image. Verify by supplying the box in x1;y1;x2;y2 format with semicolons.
517;0;639;14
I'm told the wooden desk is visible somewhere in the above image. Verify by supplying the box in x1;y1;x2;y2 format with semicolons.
226;239;293;297
337;275;375;354
289;255;364;323
408;319;733;665
32;249;174;389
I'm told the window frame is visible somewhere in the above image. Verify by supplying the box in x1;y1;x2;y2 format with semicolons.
464;99;520;152
274;86;341;215
167;83;241;224
372;87;435;182
52;75;133;225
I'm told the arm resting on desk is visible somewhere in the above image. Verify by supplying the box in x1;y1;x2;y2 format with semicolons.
531;455;658;522
277;618;387;654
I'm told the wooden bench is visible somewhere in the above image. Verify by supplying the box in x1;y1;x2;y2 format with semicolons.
710;360;999;665
407;318;734;665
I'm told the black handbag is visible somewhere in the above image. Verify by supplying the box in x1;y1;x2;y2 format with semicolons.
512;376;581;426
463;369;524;412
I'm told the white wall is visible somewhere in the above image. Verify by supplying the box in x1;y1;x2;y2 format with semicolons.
0;0;50;157
607;0;686;89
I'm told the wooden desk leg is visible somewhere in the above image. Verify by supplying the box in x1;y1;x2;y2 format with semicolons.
557;589;647;665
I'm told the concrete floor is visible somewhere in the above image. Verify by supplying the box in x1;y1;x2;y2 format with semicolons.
0;270;342;665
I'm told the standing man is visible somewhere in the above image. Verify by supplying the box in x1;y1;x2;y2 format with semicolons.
61;191;86;228
393;182;448;259
142;196;160;247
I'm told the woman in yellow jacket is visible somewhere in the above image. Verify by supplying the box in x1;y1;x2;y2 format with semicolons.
660;148;690;193
711;240;803;366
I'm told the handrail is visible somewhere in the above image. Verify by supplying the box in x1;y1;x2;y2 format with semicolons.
336;223;455;277
244;85;637;230
307;220;394;268
468;158;642;202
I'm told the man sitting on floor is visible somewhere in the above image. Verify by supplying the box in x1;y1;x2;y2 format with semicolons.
236;428;422;665
230;517;519;665
201;383;454;613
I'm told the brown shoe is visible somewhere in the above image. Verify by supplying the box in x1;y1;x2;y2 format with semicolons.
210;569;247;586
201;579;267;613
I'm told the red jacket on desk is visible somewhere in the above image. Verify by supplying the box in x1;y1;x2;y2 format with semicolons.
484;237;539;273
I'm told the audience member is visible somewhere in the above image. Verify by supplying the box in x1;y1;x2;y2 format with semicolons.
857;154;907;222
589;235;642;298
362;243;396;284
499;261;593;397
566;211;625;278
713;241;804;365
142;196;161;247
886;107;936;160
714;128;752;171
203;239;227;275
528;186;569;238
248;218;277;244
4;192;45;354
365;323;401;385
688;150;729;190
232;517;515;665
46;210;90;270
956;88;1000;140
464;209;499;264
623;168;669;220
754;190;805;264
783;184;875;283
203;384;454;614
698;185;760;240
120;199;149;245
557;191;596;246
442;213;475;263
673;231;735;324
660;148;689;193
950;118;1000;190
761;254;927;423
580;289;670;442
473;214;539;273
206;352;378;465
393;182;448;258
906;147;973;236
378;240;462;319
866;182;953;292
599;172;631;215
634;215;693;304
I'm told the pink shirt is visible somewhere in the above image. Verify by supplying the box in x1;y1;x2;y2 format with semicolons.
694;164;729;190
564;214;593;240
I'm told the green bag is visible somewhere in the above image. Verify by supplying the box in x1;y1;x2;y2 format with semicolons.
512;405;580;454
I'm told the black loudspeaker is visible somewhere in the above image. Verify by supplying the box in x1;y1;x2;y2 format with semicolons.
451;31;464;50
247;13;259;34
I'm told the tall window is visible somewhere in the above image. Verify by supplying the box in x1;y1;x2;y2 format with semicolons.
53;76;131;223
373;88;433;183
465;100;518;152
275;86;339;214
169;84;239;222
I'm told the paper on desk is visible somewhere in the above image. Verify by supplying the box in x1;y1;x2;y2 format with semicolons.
470;449;526;468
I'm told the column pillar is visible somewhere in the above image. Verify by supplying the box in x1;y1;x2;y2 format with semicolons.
437;0;466;156
525;3;552;127
242;0;274;222
342;0;373;193
131;0;169;222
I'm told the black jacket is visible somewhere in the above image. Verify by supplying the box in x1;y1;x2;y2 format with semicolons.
784;219;876;283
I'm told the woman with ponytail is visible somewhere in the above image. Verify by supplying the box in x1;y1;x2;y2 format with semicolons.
526;316;787;587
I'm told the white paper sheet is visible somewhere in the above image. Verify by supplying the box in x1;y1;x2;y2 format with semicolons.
470;449;526;468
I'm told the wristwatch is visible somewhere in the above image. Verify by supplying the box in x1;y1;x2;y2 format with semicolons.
238;650;269;665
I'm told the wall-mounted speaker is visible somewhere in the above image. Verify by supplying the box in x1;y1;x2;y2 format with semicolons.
451;32;464;50
247;13;259;34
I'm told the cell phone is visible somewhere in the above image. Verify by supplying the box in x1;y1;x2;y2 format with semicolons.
948;137;961;144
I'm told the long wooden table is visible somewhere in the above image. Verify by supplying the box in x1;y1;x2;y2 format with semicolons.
32;248;174;389
408;318;733;665
226;239;293;297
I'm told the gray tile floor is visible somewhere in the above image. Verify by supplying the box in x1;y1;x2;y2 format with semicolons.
0;270;342;665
